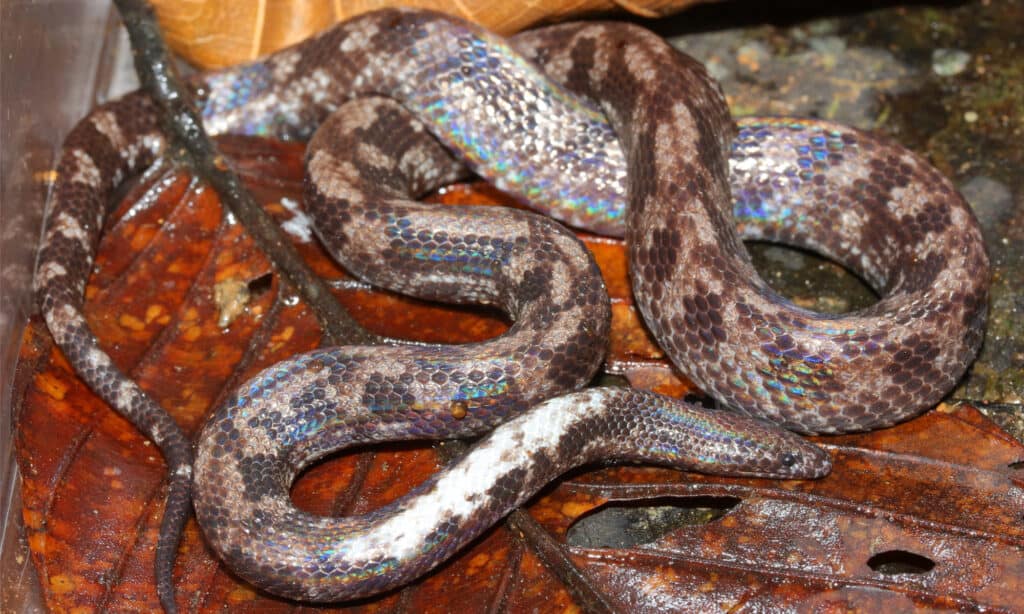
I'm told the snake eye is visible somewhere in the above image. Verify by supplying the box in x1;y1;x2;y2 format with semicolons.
781;452;798;467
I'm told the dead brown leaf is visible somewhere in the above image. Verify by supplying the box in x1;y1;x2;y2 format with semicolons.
13;135;1024;612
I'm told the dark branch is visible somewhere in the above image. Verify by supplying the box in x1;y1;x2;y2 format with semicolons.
112;0;378;347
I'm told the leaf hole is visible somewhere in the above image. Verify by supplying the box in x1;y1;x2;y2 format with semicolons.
867;549;936;575
248;272;273;298
1008;459;1024;470
566;496;741;549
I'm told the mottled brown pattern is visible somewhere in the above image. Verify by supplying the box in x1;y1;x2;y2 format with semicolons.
33;7;986;612
525;23;988;433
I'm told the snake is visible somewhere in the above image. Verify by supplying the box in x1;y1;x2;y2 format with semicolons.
33;7;988;610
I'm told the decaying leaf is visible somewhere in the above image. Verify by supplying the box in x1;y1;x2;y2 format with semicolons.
13;135;1024;612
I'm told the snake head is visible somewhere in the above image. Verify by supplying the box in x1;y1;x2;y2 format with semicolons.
743;426;833;480
685;408;834;480
613;390;833;481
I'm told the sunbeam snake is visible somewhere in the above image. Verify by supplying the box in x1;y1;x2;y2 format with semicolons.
33;7;987;610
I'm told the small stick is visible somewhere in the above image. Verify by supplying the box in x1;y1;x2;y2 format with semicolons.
112;0;378;347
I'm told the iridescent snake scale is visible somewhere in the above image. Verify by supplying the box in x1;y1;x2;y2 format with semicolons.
33;7;987;610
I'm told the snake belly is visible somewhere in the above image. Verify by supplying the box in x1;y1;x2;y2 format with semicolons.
33;6;986;609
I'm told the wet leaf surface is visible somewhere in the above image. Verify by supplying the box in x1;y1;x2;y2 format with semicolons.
14;135;1024;612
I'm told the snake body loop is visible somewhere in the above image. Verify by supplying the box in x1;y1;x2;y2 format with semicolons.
34;8;986;608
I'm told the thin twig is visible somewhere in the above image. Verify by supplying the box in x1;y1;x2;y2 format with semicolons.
112;0;378;347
